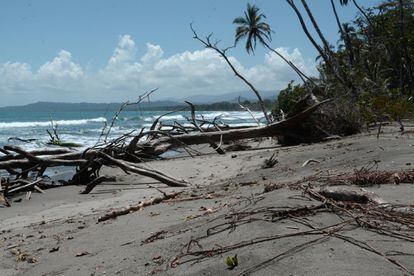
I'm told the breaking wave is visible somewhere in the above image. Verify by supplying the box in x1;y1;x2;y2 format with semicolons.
0;117;107;129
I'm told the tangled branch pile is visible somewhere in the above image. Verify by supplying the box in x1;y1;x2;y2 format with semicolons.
0;89;330;207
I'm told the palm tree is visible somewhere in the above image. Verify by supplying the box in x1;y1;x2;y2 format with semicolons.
233;3;313;85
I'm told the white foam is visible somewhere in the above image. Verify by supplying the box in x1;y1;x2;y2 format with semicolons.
0;117;107;129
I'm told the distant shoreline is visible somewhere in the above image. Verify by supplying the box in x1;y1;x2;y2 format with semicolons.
0;100;275;112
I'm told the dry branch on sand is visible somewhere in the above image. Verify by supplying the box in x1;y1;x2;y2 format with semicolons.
264;165;414;193
97;190;181;222
167;184;414;275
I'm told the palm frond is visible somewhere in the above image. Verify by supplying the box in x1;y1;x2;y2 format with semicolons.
233;16;248;25
235;26;249;45
257;29;272;43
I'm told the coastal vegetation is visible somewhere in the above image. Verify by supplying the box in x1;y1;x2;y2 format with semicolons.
273;0;414;126
194;0;414;143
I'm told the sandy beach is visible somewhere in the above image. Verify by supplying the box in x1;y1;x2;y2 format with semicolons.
1;124;414;276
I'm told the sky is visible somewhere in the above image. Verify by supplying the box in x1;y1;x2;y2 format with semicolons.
0;0;380;106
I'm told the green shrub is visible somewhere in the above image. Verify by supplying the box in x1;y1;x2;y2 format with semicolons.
273;81;306;116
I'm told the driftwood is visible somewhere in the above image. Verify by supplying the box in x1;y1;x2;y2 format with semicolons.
316;188;414;215
97;152;188;187
98;190;182;222
0;99;327;172
131;99;330;155
6;179;43;194
0;192;10;207
80;176;116;194
185;101;225;155
0;89;329;206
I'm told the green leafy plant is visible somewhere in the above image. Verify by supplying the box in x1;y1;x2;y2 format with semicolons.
226;254;238;270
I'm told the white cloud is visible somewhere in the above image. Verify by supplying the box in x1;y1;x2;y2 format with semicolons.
141;43;164;65
108;35;136;67
0;34;317;105
38;50;83;79
0;62;33;93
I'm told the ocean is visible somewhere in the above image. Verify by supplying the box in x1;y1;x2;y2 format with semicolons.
0;110;264;151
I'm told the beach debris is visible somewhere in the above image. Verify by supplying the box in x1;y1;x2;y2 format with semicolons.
79;176;116;194
75;251;90;257
141;230;168;245
318;166;414;186
301;159;320;167
97;191;182;222
47;140;82;148
238;96;261;126
226;254;238;270
185;101;225;155
152;255;164;265
0;192;10;207
0;88;329;208
46;117;82;148
10;248;37;263
224;141;252;152
264;163;414;193
7;137;37;143
165;193;215;203
262;152;278;169
322;135;342;141
49;246;59;253
7;244;20;250
171;182;414;275
239;181;257;186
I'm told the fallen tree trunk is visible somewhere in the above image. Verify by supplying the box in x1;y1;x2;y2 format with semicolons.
0;148;72;162
0;158;87;170
134;99;331;155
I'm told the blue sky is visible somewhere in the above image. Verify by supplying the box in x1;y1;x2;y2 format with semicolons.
0;0;379;105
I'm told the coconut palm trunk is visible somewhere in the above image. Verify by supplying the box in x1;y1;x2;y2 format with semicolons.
352;0;373;26
285;1;329;67
331;0;354;66
300;0;332;56
296;0;356;93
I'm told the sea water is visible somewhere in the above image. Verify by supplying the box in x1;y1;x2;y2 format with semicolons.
0;110;264;151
